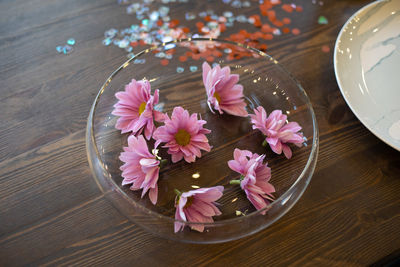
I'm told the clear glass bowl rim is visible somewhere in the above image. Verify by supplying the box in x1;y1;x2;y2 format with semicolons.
87;37;319;226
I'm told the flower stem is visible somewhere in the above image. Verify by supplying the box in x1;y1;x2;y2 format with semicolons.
262;139;268;147
229;180;241;185
159;159;167;168
174;189;182;196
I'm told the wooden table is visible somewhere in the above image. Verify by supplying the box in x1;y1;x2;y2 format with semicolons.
1;0;399;265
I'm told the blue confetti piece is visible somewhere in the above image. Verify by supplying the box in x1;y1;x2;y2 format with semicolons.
102;38;112;46
134;58;146;64
67;38;75;45
62;45;73;55
56;45;64;53
190;66;198;72
176;67;184;73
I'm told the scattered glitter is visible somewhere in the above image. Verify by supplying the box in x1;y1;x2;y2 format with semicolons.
292;28;300;35
105;28;118;39
185;12;196;20
199;11;207;18
103;38;112;46
231;197;238;202
322;45;330;53
67;38;76;45
118;39;130;48
191;185;200;189
102;0;307;65
161;59;169;66
56;46;63;53
236;15;247;23
318;16;328;24
134;58;146;64
223;11;233;18
190;66;198;72
62;45;73;55
192;172;200;178
231;0;242;8
242;1;251;7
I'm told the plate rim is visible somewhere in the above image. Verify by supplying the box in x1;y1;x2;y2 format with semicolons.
333;0;400;151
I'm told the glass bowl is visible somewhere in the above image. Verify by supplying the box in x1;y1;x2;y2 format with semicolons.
86;38;318;244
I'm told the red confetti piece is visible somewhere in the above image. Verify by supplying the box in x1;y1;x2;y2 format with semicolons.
206;56;214;62
160;59;169;66
282;27;290;34
196;21;204;29
179;55;187;62
322;45;330;53
282;17;291;24
169;19;180;28
261;24;272;33
273;20;284;27
296;6;303;12
263;33;273;40
292;28;300;35
282;4;293;13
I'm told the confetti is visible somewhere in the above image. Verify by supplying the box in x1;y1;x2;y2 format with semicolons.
102;0;306;65
185;12;196;20
56;46;64;53
322;45;330;53
67;38;76;45
62;45;73;55
190;66;198;72
176;67;184;73
318;16;328;24
102;38;112;46
134;58;146;64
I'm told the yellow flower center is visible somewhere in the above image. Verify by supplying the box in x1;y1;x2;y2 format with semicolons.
213;91;221;103
174;129;191;146
176;196;194;208
184;196;194;208
138;102;146;115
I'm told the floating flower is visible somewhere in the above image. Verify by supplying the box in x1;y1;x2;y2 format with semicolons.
250;107;303;159
174;186;224;232
202;62;248;117
119;135;165;205
228;149;275;214
153;106;211;163
112;79;165;140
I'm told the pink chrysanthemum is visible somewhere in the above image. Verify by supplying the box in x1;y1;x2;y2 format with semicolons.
174;186;224;233
250;106;304;159
153;106;211;163
112;79;165;140
119;135;163;205
202;62;248;117
228;149;275;214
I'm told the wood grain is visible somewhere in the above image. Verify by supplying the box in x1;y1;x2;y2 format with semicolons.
1;0;399;266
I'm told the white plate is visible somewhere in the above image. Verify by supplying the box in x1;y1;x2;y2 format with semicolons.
334;0;400;151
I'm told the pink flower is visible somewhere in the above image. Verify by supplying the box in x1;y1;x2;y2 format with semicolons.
174;186;224;233
228;149;275;214
202;62;248;117
112;79;165;140
153;106;211;163
250;106;304;159
119;135;162;205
